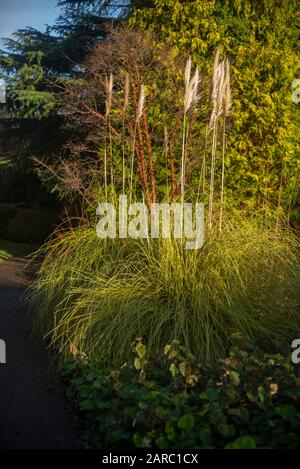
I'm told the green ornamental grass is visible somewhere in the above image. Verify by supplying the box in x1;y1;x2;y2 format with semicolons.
29;213;300;365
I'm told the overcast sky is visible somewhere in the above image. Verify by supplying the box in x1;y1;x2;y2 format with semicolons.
0;0;58;40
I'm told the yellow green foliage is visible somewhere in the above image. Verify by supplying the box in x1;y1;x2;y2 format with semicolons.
132;0;300;210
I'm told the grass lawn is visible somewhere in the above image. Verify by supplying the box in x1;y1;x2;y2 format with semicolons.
0;238;36;263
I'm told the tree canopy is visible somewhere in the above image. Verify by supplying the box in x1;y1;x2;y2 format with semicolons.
0;0;299;215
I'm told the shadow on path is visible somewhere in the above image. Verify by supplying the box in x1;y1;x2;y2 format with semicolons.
0;254;81;449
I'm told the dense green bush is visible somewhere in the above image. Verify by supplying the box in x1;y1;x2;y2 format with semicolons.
0;203;18;238
7;207;54;244
65;341;300;449
132;0;300;210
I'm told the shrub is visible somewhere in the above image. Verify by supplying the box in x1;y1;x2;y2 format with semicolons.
7;207;54;244
132;0;300;210
64;341;300;449
29;212;300;365
0;203;18;238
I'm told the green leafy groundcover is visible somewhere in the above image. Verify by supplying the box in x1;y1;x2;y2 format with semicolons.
64;342;300;449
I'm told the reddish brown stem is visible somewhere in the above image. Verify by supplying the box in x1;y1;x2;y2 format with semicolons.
127;65;151;208
134;63;157;203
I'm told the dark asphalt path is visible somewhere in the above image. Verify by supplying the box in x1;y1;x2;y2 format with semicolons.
0;255;81;449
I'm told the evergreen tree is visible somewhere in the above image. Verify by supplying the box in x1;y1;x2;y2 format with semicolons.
0;1;144;204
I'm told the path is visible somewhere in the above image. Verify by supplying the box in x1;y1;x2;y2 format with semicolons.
0;253;81;449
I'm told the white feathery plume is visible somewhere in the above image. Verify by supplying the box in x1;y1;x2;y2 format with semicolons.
181;60;200;199
209;53;231;128
189;66;201;115
209;58;225;129
105;73;113;118
184;66;200;114
208;49;232;231
185;57;192;88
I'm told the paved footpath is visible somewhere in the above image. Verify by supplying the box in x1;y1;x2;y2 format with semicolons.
0;254;81;449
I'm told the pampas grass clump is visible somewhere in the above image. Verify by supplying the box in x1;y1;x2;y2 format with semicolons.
29;213;300;365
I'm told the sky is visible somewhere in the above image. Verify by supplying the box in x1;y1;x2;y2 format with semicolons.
0;0;58;40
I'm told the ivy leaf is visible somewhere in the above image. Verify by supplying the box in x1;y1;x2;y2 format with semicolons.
178;414;195;431
134;357;141;370
169;363;178;377
229;370;240;386
136;343;146;359
133;432;143;448
155;436;169;448
257;385;266;403
179;362;187;377
80;399;94;410
186;374;198;386
275;404;297;421
269;383;278;396
225;435;257;449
